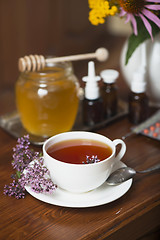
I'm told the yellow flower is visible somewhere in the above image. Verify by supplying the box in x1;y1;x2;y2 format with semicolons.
88;0;118;25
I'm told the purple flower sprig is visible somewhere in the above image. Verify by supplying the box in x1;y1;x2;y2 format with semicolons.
3;179;26;199
83;155;100;164
12;135;39;173
4;135;57;199
19;158;57;194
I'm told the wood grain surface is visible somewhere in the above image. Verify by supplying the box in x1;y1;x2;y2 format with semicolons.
0;105;160;240
0;34;160;240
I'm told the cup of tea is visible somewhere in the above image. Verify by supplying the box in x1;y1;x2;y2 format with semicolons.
43;131;126;193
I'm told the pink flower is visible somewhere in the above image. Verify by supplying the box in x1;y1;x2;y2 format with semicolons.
119;0;160;40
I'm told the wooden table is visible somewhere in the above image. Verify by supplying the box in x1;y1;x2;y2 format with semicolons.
0;107;160;240
0;68;160;239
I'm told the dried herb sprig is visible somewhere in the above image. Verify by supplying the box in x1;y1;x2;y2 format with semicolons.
83;155;100;164
19;158;57;194
4;135;56;199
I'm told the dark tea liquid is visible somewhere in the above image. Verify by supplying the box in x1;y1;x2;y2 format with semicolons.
47;139;112;164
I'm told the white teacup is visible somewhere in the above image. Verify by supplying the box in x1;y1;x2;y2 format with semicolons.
43;131;126;193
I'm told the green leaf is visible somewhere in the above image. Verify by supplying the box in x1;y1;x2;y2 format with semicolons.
39;152;43;157
16;171;21;179
125;17;160;65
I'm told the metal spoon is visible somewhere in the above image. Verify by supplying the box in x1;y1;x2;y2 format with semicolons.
106;163;160;185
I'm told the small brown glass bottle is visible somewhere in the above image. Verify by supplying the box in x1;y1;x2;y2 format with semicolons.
100;69;119;118
128;71;149;124
82;61;104;126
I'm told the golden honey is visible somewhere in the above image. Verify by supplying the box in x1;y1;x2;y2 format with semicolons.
16;61;79;137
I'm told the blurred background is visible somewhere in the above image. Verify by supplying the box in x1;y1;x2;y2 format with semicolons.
0;0;131;115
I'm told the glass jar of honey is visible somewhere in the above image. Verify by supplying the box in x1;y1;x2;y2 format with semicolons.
15;60;80;137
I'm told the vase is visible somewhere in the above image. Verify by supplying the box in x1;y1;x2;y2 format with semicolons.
120;33;160;107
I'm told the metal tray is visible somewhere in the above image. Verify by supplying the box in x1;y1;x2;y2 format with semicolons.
0;100;128;145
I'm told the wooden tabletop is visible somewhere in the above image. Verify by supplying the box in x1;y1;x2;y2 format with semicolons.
0;62;160;239
0;105;160;240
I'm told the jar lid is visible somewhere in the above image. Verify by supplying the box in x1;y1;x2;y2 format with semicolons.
100;69;119;83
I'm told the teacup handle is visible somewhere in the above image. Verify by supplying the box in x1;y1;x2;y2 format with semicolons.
113;139;126;162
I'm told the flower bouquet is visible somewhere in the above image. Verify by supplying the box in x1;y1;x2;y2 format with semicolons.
88;0;160;64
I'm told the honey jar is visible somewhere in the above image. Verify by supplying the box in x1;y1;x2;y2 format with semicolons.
15;60;80;137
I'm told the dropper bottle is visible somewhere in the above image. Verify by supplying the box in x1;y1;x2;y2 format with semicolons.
82;61;104;126
100;69;119;118
128;70;149;124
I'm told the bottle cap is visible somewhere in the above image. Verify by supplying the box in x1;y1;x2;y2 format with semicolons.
82;61;100;100
100;69;119;84
131;70;146;93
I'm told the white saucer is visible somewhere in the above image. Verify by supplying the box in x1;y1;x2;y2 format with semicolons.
25;161;132;208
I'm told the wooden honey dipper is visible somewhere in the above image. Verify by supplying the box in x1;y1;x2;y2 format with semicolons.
18;47;109;72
